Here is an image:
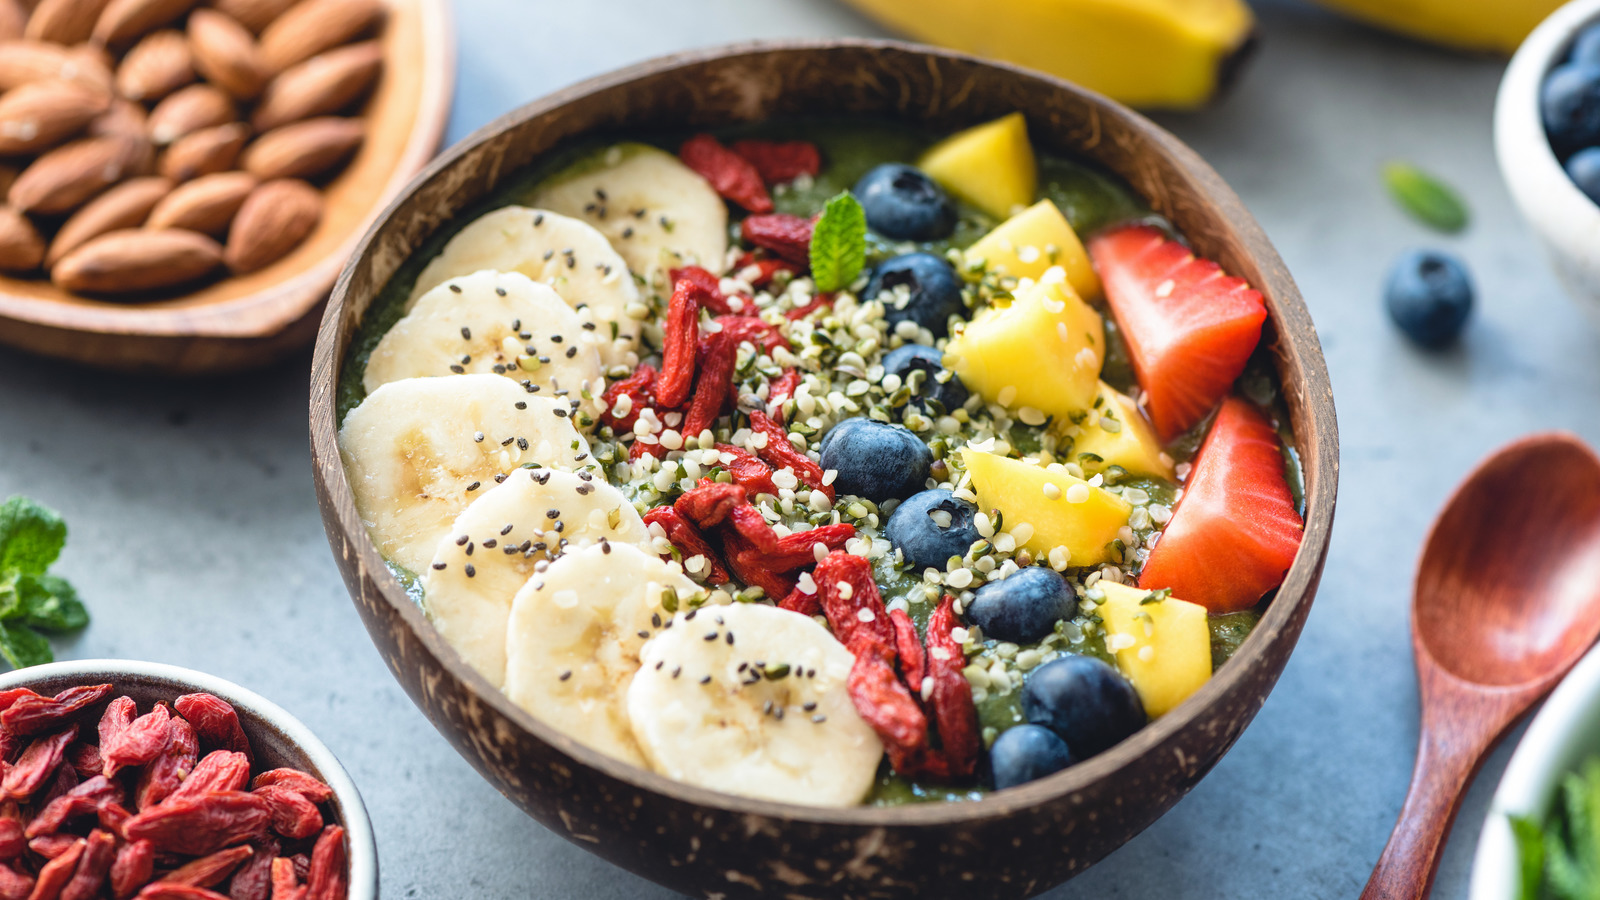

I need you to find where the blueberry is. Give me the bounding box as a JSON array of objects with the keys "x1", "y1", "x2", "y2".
[
  {"x1": 989, "y1": 724, "x2": 1077, "y2": 790},
  {"x1": 1568, "y1": 146, "x2": 1600, "y2": 205},
  {"x1": 1573, "y1": 22, "x2": 1600, "y2": 66},
  {"x1": 1384, "y1": 250, "x2": 1474, "y2": 348},
  {"x1": 1022, "y1": 655, "x2": 1145, "y2": 759},
  {"x1": 1542, "y1": 63, "x2": 1600, "y2": 154},
  {"x1": 882, "y1": 343, "x2": 968, "y2": 415},
  {"x1": 885, "y1": 489, "x2": 980, "y2": 570},
  {"x1": 965, "y1": 566, "x2": 1078, "y2": 644},
  {"x1": 853, "y1": 163, "x2": 956, "y2": 241},
  {"x1": 818, "y1": 418, "x2": 931, "y2": 503},
  {"x1": 865, "y1": 253, "x2": 965, "y2": 339}
]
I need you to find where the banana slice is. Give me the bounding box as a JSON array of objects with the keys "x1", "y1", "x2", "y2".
[
  {"x1": 364, "y1": 270, "x2": 606, "y2": 422},
  {"x1": 503, "y1": 542, "x2": 703, "y2": 767},
  {"x1": 424, "y1": 467, "x2": 647, "y2": 689},
  {"x1": 628, "y1": 603, "x2": 883, "y2": 807},
  {"x1": 408, "y1": 208, "x2": 641, "y2": 367},
  {"x1": 528, "y1": 143, "x2": 729, "y2": 282},
  {"x1": 338, "y1": 374, "x2": 594, "y2": 575}
]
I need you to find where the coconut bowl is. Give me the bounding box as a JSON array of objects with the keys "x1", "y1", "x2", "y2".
[{"x1": 309, "y1": 39, "x2": 1338, "y2": 899}]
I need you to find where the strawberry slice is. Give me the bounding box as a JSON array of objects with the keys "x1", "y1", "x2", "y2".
[
  {"x1": 1137, "y1": 396, "x2": 1302, "y2": 613},
  {"x1": 1088, "y1": 225, "x2": 1267, "y2": 440}
]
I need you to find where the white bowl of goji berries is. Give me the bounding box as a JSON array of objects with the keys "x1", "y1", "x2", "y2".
[{"x1": 0, "y1": 659, "x2": 375, "y2": 900}]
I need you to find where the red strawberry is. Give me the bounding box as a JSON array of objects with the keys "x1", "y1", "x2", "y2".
[
  {"x1": 1137, "y1": 396, "x2": 1302, "y2": 613},
  {"x1": 1088, "y1": 225, "x2": 1267, "y2": 440}
]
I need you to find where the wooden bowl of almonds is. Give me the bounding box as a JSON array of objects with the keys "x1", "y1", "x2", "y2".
[{"x1": 0, "y1": 0, "x2": 451, "y2": 373}]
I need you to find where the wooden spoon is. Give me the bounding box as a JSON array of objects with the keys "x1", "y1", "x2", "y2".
[{"x1": 1362, "y1": 433, "x2": 1600, "y2": 899}]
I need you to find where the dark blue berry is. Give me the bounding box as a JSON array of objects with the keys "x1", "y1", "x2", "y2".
[
  {"x1": 853, "y1": 163, "x2": 956, "y2": 241},
  {"x1": 865, "y1": 253, "x2": 965, "y2": 339},
  {"x1": 965, "y1": 566, "x2": 1078, "y2": 644},
  {"x1": 882, "y1": 343, "x2": 968, "y2": 415},
  {"x1": 1567, "y1": 146, "x2": 1600, "y2": 205},
  {"x1": 1542, "y1": 63, "x2": 1600, "y2": 154},
  {"x1": 1384, "y1": 250, "x2": 1474, "y2": 349},
  {"x1": 1022, "y1": 655, "x2": 1145, "y2": 759},
  {"x1": 818, "y1": 418, "x2": 931, "y2": 503},
  {"x1": 885, "y1": 489, "x2": 979, "y2": 570},
  {"x1": 1572, "y1": 22, "x2": 1600, "y2": 66},
  {"x1": 989, "y1": 724, "x2": 1077, "y2": 790}
]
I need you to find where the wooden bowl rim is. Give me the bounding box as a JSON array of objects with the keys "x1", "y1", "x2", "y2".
[{"x1": 311, "y1": 37, "x2": 1340, "y2": 828}]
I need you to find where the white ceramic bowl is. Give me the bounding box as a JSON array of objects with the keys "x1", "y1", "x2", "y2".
[
  {"x1": 1470, "y1": 645, "x2": 1600, "y2": 898},
  {"x1": 1495, "y1": 0, "x2": 1600, "y2": 323},
  {"x1": 0, "y1": 660, "x2": 378, "y2": 898}
]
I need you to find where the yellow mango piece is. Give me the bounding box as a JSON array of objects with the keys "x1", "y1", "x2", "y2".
[
  {"x1": 945, "y1": 279, "x2": 1104, "y2": 420},
  {"x1": 965, "y1": 200, "x2": 1101, "y2": 300},
  {"x1": 962, "y1": 448, "x2": 1130, "y2": 567},
  {"x1": 1070, "y1": 382, "x2": 1174, "y2": 481},
  {"x1": 1095, "y1": 581, "x2": 1211, "y2": 717},
  {"x1": 918, "y1": 113, "x2": 1037, "y2": 220}
]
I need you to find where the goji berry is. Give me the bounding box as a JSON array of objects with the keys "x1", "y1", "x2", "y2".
[
  {"x1": 27, "y1": 775, "x2": 121, "y2": 838},
  {"x1": 66, "y1": 742, "x2": 101, "y2": 779},
  {"x1": 733, "y1": 252, "x2": 795, "y2": 290},
  {"x1": 714, "y1": 316, "x2": 786, "y2": 354},
  {"x1": 304, "y1": 826, "x2": 345, "y2": 900},
  {"x1": 655, "y1": 276, "x2": 707, "y2": 409},
  {"x1": 248, "y1": 771, "x2": 332, "y2": 806},
  {"x1": 30, "y1": 838, "x2": 84, "y2": 900},
  {"x1": 726, "y1": 523, "x2": 856, "y2": 573},
  {"x1": 1, "y1": 727, "x2": 74, "y2": 802},
  {"x1": 926, "y1": 595, "x2": 979, "y2": 780},
  {"x1": 109, "y1": 840, "x2": 153, "y2": 900},
  {"x1": 123, "y1": 791, "x2": 270, "y2": 856},
  {"x1": 96, "y1": 697, "x2": 134, "y2": 755},
  {"x1": 2, "y1": 685, "x2": 110, "y2": 737},
  {"x1": 680, "y1": 330, "x2": 735, "y2": 440},
  {"x1": 251, "y1": 786, "x2": 321, "y2": 841},
  {"x1": 172, "y1": 695, "x2": 252, "y2": 764},
  {"x1": 165, "y1": 845, "x2": 254, "y2": 889},
  {"x1": 268, "y1": 858, "x2": 303, "y2": 900},
  {"x1": 168, "y1": 751, "x2": 251, "y2": 806},
  {"x1": 709, "y1": 445, "x2": 777, "y2": 496},
  {"x1": 718, "y1": 530, "x2": 798, "y2": 600},
  {"x1": 767, "y1": 369, "x2": 801, "y2": 418},
  {"x1": 848, "y1": 640, "x2": 930, "y2": 775},
  {"x1": 39, "y1": 757, "x2": 77, "y2": 806},
  {"x1": 60, "y1": 828, "x2": 116, "y2": 900},
  {"x1": 747, "y1": 410, "x2": 832, "y2": 500},
  {"x1": 289, "y1": 856, "x2": 309, "y2": 884},
  {"x1": 783, "y1": 293, "x2": 833, "y2": 321},
  {"x1": 97, "y1": 801, "x2": 131, "y2": 838},
  {"x1": 730, "y1": 139, "x2": 822, "y2": 184},
  {"x1": 641, "y1": 507, "x2": 729, "y2": 585},
  {"x1": 0, "y1": 690, "x2": 39, "y2": 714},
  {"x1": 27, "y1": 833, "x2": 77, "y2": 858},
  {"x1": 679, "y1": 134, "x2": 772, "y2": 213},
  {"x1": 890, "y1": 609, "x2": 926, "y2": 700},
  {"x1": 0, "y1": 863, "x2": 30, "y2": 900},
  {"x1": 137, "y1": 885, "x2": 231, "y2": 900},
  {"x1": 668, "y1": 266, "x2": 736, "y2": 316},
  {"x1": 740, "y1": 214, "x2": 812, "y2": 266},
  {"x1": 598, "y1": 363, "x2": 656, "y2": 432},
  {"x1": 673, "y1": 482, "x2": 746, "y2": 529},
  {"x1": 0, "y1": 821, "x2": 19, "y2": 859},
  {"x1": 779, "y1": 583, "x2": 821, "y2": 617},
  {"x1": 224, "y1": 838, "x2": 277, "y2": 900},
  {"x1": 103, "y1": 703, "x2": 171, "y2": 778},
  {"x1": 627, "y1": 438, "x2": 662, "y2": 462},
  {"x1": 135, "y1": 718, "x2": 196, "y2": 810},
  {"x1": 814, "y1": 552, "x2": 893, "y2": 649}
]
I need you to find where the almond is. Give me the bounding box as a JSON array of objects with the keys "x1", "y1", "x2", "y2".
[
  {"x1": 240, "y1": 115, "x2": 359, "y2": 180},
  {"x1": 209, "y1": 0, "x2": 295, "y2": 33},
  {"x1": 52, "y1": 227, "x2": 222, "y2": 293},
  {"x1": 46, "y1": 174, "x2": 170, "y2": 266},
  {"x1": 251, "y1": 39, "x2": 379, "y2": 131},
  {"x1": 0, "y1": 41, "x2": 114, "y2": 92},
  {"x1": 9, "y1": 135, "x2": 143, "y2": 214},
  {"x1": 158, "y1": 120, "x2": 246, "y2": 181},
  {"x1": 93, "y1": 0, "x2": 199, "y2": 48},
  {"x1": 24, "y1": 0, "x2": 115, "y2": 44},
  {"x1": 187, "y1": 8, "x2": 265, "y2": 100},
  {"x1": 0, "y1": 79, "x2": 109, "y2": 155},
  {"x1": 0, "y1": 164, "x2": 21, "y2": 197},
  {"x1": 0, "y1": 0, "x2": 25, "y2": 42},
  {"x1": 146, "y1": 168, "x2": 251, "y2": 234},
  {"x1": 89, "y1": 97, "x2": 147, "y2": 140},
  {"x1": 147, "y1": 82, "x2": 233, "y2": 145},
  {"x1": 115, "y1": 29, "x2": 193, "y2": 101},
  {"x1": 224, "y1": 176, "x2": 317, "y2": 272},
  {"x1": 0, "y1": 204, "x2": 43, "y2": 272},
  {"x1": 258, "y1": 0, "x2": 382, "y2": 73}
]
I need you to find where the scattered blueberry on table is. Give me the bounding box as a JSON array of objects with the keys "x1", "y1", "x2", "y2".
[{"x1": 1384, "y1": 249, "x2": 1474, "y2": 348}]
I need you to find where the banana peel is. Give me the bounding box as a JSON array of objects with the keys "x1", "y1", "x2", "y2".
[
  {"x1": 839, "y1": 0, "x2": 1257, "y2": 110},
  {"x1": 1309, "y1": 0, "x2": 1565, "y2": 54}
]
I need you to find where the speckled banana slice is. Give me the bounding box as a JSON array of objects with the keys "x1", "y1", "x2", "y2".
[
  {"x1": 528, "y1": 142, "x2": 729, "y2": 283},
  {"x1": 627, "y1": 603, "x2": 882, "y2": 807},
  {"x1": 364, "y1": 270, "x2": 605, "y2": 423},
  {"x1": 503, "y1": 542, "x2": 702, "y2": 767},
  {"x1": 338, "y1": 374, "x2": 594, "y2": 576},
  {"x1": 408, "y1": 208, "x2": 641, "y2": 367},
  {"x1": 423, "y1": 467, "x2": 647, "y2": 689}
]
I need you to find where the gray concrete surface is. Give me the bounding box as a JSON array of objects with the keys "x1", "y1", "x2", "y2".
[{"x1": 0, "y1": 0, "x2": 1586, "y2": 896}]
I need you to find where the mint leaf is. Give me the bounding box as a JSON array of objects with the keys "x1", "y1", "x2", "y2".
[
  {"x1": 1383, "y1": 162, "x2": 1469, "y2": 233},
  {"x1": 0, "y1": 621, "x2": 50, "y2": 669},
  {"x1": 1510, "y1": 815, "x2": 1546, "y2": 900},
  {"x1": 0, "y1": 496, "x2": 66, "y2": 576},
  {"x1": 809, "y1": 191, "x2": 866, "y2": 294},
  {"x1": 17, "y1": 575, "x2": 86, "y2": 633}
]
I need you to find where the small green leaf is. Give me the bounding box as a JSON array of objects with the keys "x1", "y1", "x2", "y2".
[
  {"x1": 17, "y1": 575, "x2": 86, "y2": 633},
  {"x1": 809, "y1": 191, "x2": 866, "y2": 294},
  {"x1": 1510, "y1": 814, "x2": 1546, "y2": 900},
  {"x1": 0, "y1": 497, "x2": 65, "y2": 577},
  {"x1": 0, "y1": 621, "x2": 51, "y2": 670},
  {"x1": 1383, "y1": 162, "x2": 1469, "y2": 233}
]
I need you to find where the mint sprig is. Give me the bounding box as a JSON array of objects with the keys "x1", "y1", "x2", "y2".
[
  {"x1": 1382, "y1": 161, "x2": 1469, "y2": 233},
  {"x1": 0, "y1": 497, "x2": 87, "y2": 669},
  {"x1": 1513, "y1": 757, "x2": 1600, "y2": 900},
  {"x1": 809, "y1": 191, "x2": 866, "y2": 294}
]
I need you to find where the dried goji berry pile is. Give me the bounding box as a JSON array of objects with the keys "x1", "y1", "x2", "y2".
[{"x1": 0, "y1": 684, "x2": 348, "y2": 900}]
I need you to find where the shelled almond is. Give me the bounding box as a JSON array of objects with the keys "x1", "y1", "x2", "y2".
[{"x1": 0, "y1": 0, "x2": 385, "y2": 296}]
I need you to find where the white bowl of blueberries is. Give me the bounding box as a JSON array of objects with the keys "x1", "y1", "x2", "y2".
[{"x1": 1497, "y1": 0, "x2": 1600, "y2": 321}]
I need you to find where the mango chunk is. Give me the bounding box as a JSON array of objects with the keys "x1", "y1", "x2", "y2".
[
  {"x1": 1070, "y1": 382, "x2": 1175, "y2": 481},
  {"x1": 966, "y1": 199, "x2": 1101, "y2": 300},
  {"x1": 962, "y1": 448, "x2": 1131, "y2": 567},
  {"x1": 1095, "y1": 581, "x2": 1211, "y2": 717},
  {"x1": 945, "y1": 278, "x2": 1104, "y2": 420},
  {"x1": 918, "y1": 112, "x2": 1037, "y2": 220}
]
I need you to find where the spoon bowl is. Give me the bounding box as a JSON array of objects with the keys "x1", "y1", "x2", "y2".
[{"x1": 1364, "y1": 432, "x2": 1600, "y2": 899}]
